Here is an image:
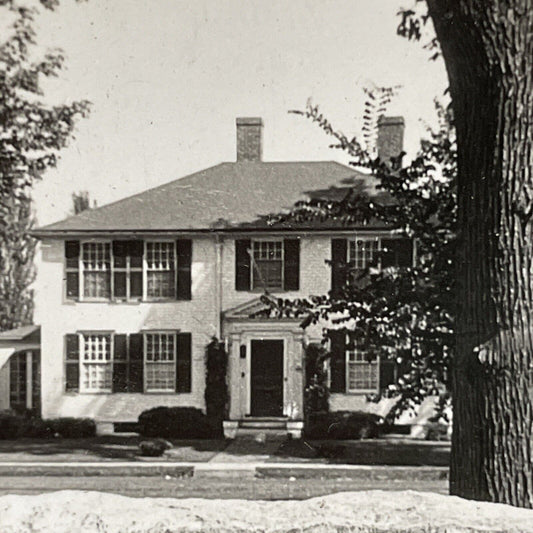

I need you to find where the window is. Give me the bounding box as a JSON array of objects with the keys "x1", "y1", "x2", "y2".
[
  {"x1": 145, "y1": 332, "x2": 176, "y2": 392},
  {"x1": 348, "y1": 238, "x2": 381, "y2": 271},
  {"x1": 81, "y1": 333, "x2": 112, "y2": 392},
  {"x1": 65, "y1": 239, "x2": 192, "y2": 302},
  {"x1": 252, "y1": 240, "x2": 283, "y2": 290},
  {"x1": 9, "y1": 352, "x2": 27, "y2": 410},
  {"x1": 82, "y1": 242, "x2": 111, "y2": 298},
  {"x1": 146, "y1": 242, "x2": 176, "y2": 298},
  {"x1": 346, "y1": 339, "x2": 379, "y2": 392}
]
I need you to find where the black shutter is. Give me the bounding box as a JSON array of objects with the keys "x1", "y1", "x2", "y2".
[
  {"x1": 65, "y1": 241, "x2": 80, "y2": 299},
  {"x1": 381, "y1": 238, "x2": 413, "y2": 268},
  {"x1": 65, "y1": 334, "x2": 79, "y2": 392},
  {"x1": 235, "y1": 239, "x2": 251, "y2": 291},
  {"x1": 128, "y1": 241, "x2": 144, "y2": 268},
  {"x1": 176, "y1": 332, "x2": 192, "y2": 393},
  {"x1": 112, "y1": 241, "x2": 128, "y2": 299},
  {"x1": 128, "y1": 333, "x2": 144, "y2": 392},
  {"x1": 379, "y1": 356, "x2": 396, "y2": 391},
  {"x1": 176, "y1": 239, "x2": 192, "y2": 300},
  {"x1": 283, "y1": 239, "x2": 300, "y2": 291},
  {"x1": 329, "y1": 330, "x2": 346, "y2": 393},
  {"x1": 331, "y1": 238, "x2": 347, "y2": 296},
  {"x1": 112, "y1": 334, "x2": 128, "y2": 392}
]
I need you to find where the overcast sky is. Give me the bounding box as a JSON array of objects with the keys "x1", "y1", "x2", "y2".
[{"x1": 32, "y1": 0, "x2": 448, "y2": 226}]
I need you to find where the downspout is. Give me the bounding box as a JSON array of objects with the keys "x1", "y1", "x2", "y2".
[{"x1": 214, "y1": 234, "x2": 223, "y2": 339}]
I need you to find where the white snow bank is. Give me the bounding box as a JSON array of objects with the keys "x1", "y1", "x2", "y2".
[{"x1": 1, "y1": 490, "x2": 533, "y2": 532}]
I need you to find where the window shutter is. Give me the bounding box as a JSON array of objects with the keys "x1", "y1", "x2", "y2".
[
  {"x1": 331, "y1": 238, "x2": 347, "y2": 296},
  {"x1": 65, "y1": 241, "x2": 80, "y2": 299},
  {"x1": 176, "y1": 332, "x2": 192, "y2": 393},
  {"x1": 176, "y1": 239, "x2": 192, "y2": 300},
  {"x1": 112, "y1": 241, "x2": 127, "y2": 299},
  {"x1": 379, "y1": 356, "x2": 396, "y2": 391},
  {"x1": 381, "y1": 238, "x2": 413, "y2": 268},
  {"x1": 329, "y1": 330, "x2": 346, "y2": 393},
  {"x1": 128, "y1": 333, "x2": 144, "y2": 392},
  {"x1": 128, "y1": 241, "x2": 144, "y2": 268},
  {"x1": 112, "y1": 334, "x2": 128, "y2": 392},
  {"x1": 235, "y1": 239, "x2": 251, "y2": 291},
  {"x1": 65, "y1": 334, "x2": 79, "y2": 392},
  {"x1": 283, "y1": 239, "x2": 300, "y2": 291}
]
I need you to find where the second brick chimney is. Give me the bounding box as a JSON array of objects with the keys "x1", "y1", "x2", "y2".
[
  {"x1": 236, "y1": 117, "x2": 263, "y2": 162},
  {"x1": 377, "y1": 116, "x2": 405, "y2": 166}
]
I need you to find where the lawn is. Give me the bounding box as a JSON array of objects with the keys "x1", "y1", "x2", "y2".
[
  {"x1": 0, "y1": 435, "x2": 450, "y2": 466},
  {"x1": 0, "y1": 435, "x2": 227, "y2": 463}
]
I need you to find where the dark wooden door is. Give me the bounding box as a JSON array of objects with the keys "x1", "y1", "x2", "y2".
[{"x1": 250, "y1": 339, "x2": 283, "y2": 416}]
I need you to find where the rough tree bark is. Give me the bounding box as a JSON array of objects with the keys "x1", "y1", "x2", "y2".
[{"x1": 427, "y1": 0, "x2": 533, "y2": 506}]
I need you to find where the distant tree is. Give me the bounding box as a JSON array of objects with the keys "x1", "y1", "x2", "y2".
[
  {"x1": 0, "y1": 1, "x2": 90, "y2": 331},
  {"x1": 72, "y1": 191, "x2": 92, "y2": 214}
]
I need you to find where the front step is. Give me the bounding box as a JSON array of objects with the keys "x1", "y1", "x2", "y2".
[
  {"x1": 239, "y1": 418, "x2": 288, "y2": 430},
  {"x1": 223, "y1": 419, "x2": 303, "y2": 439}
]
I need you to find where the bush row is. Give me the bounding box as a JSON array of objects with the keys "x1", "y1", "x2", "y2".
[
  {"x1": 305, "y1": 411, "x2": 385, "y2": 440},
  {"x1": 137, "y1": 406, "x2": 220, "y2": 438},
  {"x1": 0, "y1": 411, "x2": 96, "y2": 439}
]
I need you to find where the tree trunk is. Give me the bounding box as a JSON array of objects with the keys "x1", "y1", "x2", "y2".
[{"x1": 427, "y1": 0, "x2": 533, "y2": 506}]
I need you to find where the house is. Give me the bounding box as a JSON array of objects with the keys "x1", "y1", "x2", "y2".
[{"x1": 9, "y1": 116, "x2": 413, "y2": 437}]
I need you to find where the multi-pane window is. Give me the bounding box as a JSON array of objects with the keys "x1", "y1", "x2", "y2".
[
  {"x1": 82, "y1": 242, "x2": 111, "y2": 298},
  {"x1": 145, "y1": 333, "x2": 176, "y2": 392},
  {"x1": 81, "y1": 333, "x2": 112, "y2": 392},
  {"x1": 9, "y1": 352, "x2": 27, "y2": 410},
  {"x1": 348, "y1": 238, "x2": 381, "y2": 271},
  {"x1": 252, "y1": 240, "x2": 283, "y2": 290},
  {"x1": 346, "y1": 340, "x2": 379, "y2": 392},
  {"x1": 146, "y1": 242, "x2": 176, "y2": 298}
]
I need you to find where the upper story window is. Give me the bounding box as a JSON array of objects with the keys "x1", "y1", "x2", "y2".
[
  {"x1": 64, "y1": 239, "x2": 192, "y2": 302},
  {"x1": 346, "y1": 340, "x2": 379, "y2": 393},
  {"x1": 146, "y1": 242, "x2": 176, "y2": 298},
  {"x1": 252, "y1": 240, "x2": 283, "y2": 290},
  {"x1": 82, "y1": 242, "x2": 111, "y2": 299},
  {"x1": 348, "y1": 238, "x2": 380, "y2": 271}
]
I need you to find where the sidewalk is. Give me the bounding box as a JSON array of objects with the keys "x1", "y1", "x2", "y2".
[{"x1": 0, "y1": 435, "x2": 450, "y2": 479}]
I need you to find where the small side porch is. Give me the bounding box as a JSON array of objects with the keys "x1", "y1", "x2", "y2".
[
  {"x1": 0, "y1": 325, "x2": 41, "y2": 414},
  {"x1": 222, "y1": 298, "x2": 306, "y2": 439}
]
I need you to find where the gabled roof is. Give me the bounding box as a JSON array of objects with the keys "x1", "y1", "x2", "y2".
[{"x1": 35, "y1": 161, "x2": 389, "y2": 234}]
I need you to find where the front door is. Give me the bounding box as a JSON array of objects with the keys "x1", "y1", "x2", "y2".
[{"x1": 250, "y1": 339, "x2": 283, "y2": 417}]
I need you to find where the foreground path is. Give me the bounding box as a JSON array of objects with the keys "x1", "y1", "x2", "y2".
[{"x1": 1, "y1": 489, "x2": 532, "y2": 532}]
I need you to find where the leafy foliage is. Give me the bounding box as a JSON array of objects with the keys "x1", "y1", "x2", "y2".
[
  {"x1": 304, "y1": 342, "x2": 330, "y2": 419},
  {"x1": 0, "y1": 1, "x2": 89, "y2": 331},
  {"x1": 204, "y1": 338, "x2": 228, "y2": 435},
  {"x1": 269, "y1": 95, "x2": 456, "y2": 417}
]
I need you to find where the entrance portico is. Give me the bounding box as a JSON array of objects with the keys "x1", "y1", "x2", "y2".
[{"x1": 222, "y1": 298, "x2": 305, "y2": 438}]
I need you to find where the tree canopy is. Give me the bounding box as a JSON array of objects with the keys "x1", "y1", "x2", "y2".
[{"x1": 0, "y1": 0, "x2": 89, "y2": 330}]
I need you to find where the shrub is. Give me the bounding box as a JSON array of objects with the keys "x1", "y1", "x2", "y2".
[
  {"x1": 305, "y1": 410, "x2": 384, "y2": 440},
  {"x1": 46, "y1": 418, "x2": 96, "y2": 438},
  {"x1": 138, "y1": 406, "x2": 219, "y2": 439},
  {"x1": 204, "y1": 339, "x2": 228, "y2": 436},
  {"x1": 0, "y1": 411, "x2": 95, "y2": 439},
  {"x1": 425, "y1": 422, "x2": 450, "y2": 441},
  {"x1": 138, "y1": 438, "x2": 173, "y2": 457}
]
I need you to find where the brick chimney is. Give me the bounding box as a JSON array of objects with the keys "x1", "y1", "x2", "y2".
[
  {"x1": 377, "y1": 116, "x2": 405, "y2": 167},
  {"x1": 236, "y1": 117, "x2": 263, "y2": 162}
]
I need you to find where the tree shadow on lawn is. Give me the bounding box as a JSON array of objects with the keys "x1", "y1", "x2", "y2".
[
  {"x1": 273, "y1": 438, "x2": 450, "y2": 466},
  {"x1": 0, "y1": 436, "x2": 229, "y2": 462}
]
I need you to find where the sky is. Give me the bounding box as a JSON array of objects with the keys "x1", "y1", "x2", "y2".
[{"x1": 30, "y1": 0, "x2": 448, "y2": 226}]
